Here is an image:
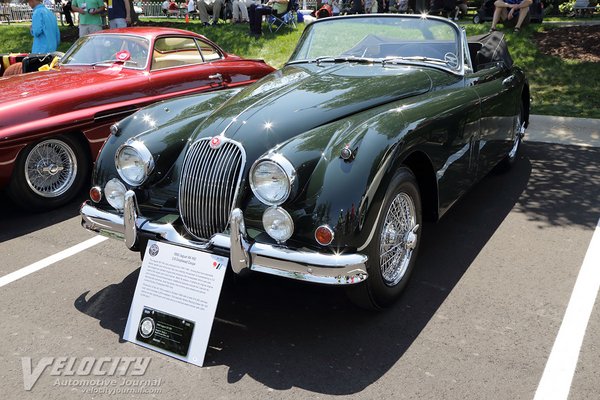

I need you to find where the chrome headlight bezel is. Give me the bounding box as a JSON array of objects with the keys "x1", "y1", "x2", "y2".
[
  {"x1": 262, "y1": 206, "x2": 294, "y2": 243},
  {"x1": 104, "y1": 178, "x2": 127, "y2": 211},
  {"x1": 249, "y1": 153, "x2": 297, "y2": 206},
  {"x1": 115, "y1": 140, "x2": 154, "y2": 187}
]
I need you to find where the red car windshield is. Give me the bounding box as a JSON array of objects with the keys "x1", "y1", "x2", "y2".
[{"x1": 61, "y1": 34, "x2": 150, "y2": 70}]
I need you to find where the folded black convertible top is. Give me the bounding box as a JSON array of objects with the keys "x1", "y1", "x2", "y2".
[{"x1": 468, "y1": 31, "x2": 514, "y2": 69}]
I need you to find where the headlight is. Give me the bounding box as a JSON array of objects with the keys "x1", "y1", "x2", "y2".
[
  {"x1": 250, "y1": 154, "x2": 296, "y2": 205},
  {"x1": 105, "y1": 178, "x2": 127, "y2": 210},
  {"x1": 115, "y1": 140, "x2": 154, "y2": 186},
  {"x1": 263, "y1": 207, "x2": 294, "y2": 243}
]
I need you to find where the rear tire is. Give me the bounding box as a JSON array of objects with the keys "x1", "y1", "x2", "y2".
[
  {"x1": 498, "y1": 102, "x2": 525, "y2": 172},
  {"x1": 346, "y1": 168, "x2": 422, "y2": 310},
  {"x1": 8, "y1": 135, "x2": 90, "y2": 211}
]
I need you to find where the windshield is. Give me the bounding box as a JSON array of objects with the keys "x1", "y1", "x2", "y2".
[
  {"x1": 61, "y1": 34, "x2": 150, "y2": 69},
  {"x1": 288, "y1": 15, "x2": 461, "y2": 72}
]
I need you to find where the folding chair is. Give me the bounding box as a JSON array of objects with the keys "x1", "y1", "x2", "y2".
[
  {"x1": 267, "y1": 0, "x2": 298, "y2": 33},
  {"x1": 573, "y1": 0, "x2": 596, "y2": 17}
]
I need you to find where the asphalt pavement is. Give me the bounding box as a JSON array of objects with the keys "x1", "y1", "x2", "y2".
[{"x1": 0, "y1": 114, "x2": 599, "y2": 400}]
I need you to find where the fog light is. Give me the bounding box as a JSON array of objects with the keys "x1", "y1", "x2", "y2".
[
  {"x1": 89, "y1": 186, "x2": 102, "y2": 203},
  {"x1": 105, "y1": 178, "x2": 127, "y2": 210},
  {"x1": 262, "y1": 207, "x2": 293, "y2": 243},
  {"x1": 315, "y1": 225, "x2": 334, "y2": 246}
]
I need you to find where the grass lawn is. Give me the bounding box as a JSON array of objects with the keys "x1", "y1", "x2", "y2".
[{"x1": 0, "y1": 18, "x2": 598, "y2": 119}]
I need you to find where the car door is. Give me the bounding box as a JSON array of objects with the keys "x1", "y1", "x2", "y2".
[
  {"x1": 196, "y1": 39, "x2": 266, "y2": 88},
  {"x1": 148, "y1": 36, "x2": 223, "y2": 98},
  {"x1": 469, "y1": 62, "x2": 520, "y2": 180}
]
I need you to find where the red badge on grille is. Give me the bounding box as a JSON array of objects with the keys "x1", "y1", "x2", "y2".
[{"x1": 210, "y1": 136, "x2": 222, "y2": 149}]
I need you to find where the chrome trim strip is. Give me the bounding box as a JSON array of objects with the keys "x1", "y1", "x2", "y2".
[
  {"x1": 80, "y1": 202, "x2": 369, "y2": 285},
  {"x1": 179, "y1": 137, "x2": 246, "y2": 240}
]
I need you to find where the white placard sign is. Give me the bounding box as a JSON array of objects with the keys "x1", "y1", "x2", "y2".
[{"x1": 123, "y1": 240, "x2": 227, "y2": 366}]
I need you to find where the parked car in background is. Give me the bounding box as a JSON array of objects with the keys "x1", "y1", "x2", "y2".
[
  {"x1": 81, "y1": 15, "x2": 529, "y2": 309},
  {"x1": 0, "y1": 27, "x2": 274, "y2": 210}
]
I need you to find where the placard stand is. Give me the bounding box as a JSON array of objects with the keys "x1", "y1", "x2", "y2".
[{"x1": 123, "y1": 240, "x2": 227, "y2": 366}]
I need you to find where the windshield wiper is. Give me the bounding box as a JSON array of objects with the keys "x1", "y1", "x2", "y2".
[
  {"x1": 313, "y1": 56, "x2": 380, "y2": 65},
  {"x1": 383, "y1": 56, "x2": 448, "y2": 66},
  {"x1": 90, "y1": 59, "x2": 138, "y2": 67}
]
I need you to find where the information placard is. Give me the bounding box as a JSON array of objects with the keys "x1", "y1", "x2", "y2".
[{"x1": 123, "y1": 240, "x2": 227, "y2": 366}]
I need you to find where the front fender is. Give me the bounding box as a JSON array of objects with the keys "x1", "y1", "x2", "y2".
[
  {"x1": 92, "y1": 88, "x2": 242, "y2": 189},
  {"x1": 251, "y1": 103, "x2": 414, "y2": 251}
]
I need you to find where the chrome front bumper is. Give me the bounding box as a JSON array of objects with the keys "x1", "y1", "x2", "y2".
[{"x1": 80, "y1": 191, "x2": 368, "y2": 285}]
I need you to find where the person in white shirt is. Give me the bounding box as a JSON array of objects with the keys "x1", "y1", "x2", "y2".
[
  {"x1": 187, "y1": 0, "x2": 198, "y2": 18},
  {"x1": 161, "y1": 0, "x2": 170, "y2": 15}
]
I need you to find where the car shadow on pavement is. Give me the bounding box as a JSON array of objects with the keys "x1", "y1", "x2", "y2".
[
  {"x1": 514, "y1": 142, "x2": 600, "y2": 229},
  {"x1": 0, "y1": 191, "x2": 87, "y2": 243},
  {"x1": 73, "y1": 151, "x2": 533, "y2": 395}
]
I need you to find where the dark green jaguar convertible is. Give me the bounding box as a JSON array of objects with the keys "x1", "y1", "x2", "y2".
[{"x1": 81, "y1": 15, "x2": 529, "y2": 309}]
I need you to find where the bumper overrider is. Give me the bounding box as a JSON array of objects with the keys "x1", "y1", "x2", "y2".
[{"x1": 80, "y1": 190, "x2": 369, "y2": 285}]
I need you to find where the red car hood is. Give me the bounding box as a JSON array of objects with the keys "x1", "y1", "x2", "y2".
[{"x1": 0, "y1": 66, "x2": 149, "y2": 130}]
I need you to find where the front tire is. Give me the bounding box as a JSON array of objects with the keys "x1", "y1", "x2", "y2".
[
  {"x1": 8, "y1": 135, "x2": 90, "y2": 211},
  {"x1": 346, "y1": 168, "x2": 422, "y2": 310}
]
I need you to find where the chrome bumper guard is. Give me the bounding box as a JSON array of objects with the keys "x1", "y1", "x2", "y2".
[{"x1": 80, "y1": 191, "x2": 368, "y2": 285}]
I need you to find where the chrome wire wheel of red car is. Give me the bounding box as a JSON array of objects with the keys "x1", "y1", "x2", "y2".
[
  {"x1": 347, "y1": 168, "x2": 422, "y2": 310},
  {"x1": 8, "y1": 135, "x2": 90, "y2": 210},
  {"x1": 25, "y1": 139, "x2": 78, "y2": 198}
]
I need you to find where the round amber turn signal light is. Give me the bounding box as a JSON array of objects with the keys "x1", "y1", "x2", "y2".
[
  {"x1": 90, "y1": 186, "x2": 102, "y2": 203},
  {"x1": 315, "y1": 225, "x2": 334, "y2": 246}
]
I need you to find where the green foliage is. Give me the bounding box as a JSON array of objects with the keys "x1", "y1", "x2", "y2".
[
  {"x1": 1, "y1": 20, "x2": 598, "y2": 118},
  {"x1": 559, "y1": 0, "x2": 575, "y2": 14},
  {"x1": 472, "y1": 24, "x2": 600, "y2": 119}
]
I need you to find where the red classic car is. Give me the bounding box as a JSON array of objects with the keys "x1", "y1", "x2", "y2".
[{"x1": 0, "y1": 27, "x2": 275, "y2": 210}]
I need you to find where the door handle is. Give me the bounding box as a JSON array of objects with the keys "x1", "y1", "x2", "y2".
[
  {"x1": 209, "y1": 73, "x2": 223, "y2": 81},
  {"x1": 502, "y1": 75, "x2": 515, "y2": 86}
]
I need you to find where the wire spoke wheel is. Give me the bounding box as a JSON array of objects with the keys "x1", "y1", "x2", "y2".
[
  {"x1": 379, "y1": 192, "x2": 418, "y2": 286},
  {"x1": 24, "y1": 139, "x2": 78, "y2": 198},
  {"x1": 346, "y1": 168, "x2": 422, "y2": 309}
]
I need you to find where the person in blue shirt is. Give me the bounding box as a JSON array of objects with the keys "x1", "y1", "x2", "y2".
[{"x1": 28, "y1": 0, "x2": 61, "y2": 53}]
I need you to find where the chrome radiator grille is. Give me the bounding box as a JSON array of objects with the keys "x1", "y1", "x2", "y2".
[{"x1": 179, "y1": 138, "x2": 245, "y2": 240}]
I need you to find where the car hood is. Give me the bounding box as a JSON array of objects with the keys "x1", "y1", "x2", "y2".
[
  {"x1": 187, "y1": 63, "x2": 433, "y2": 161},
  {"x1": 0, "y1": 67, "x2": 146, "y2": 129}
]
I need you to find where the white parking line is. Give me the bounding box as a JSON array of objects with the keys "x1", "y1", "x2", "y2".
[
  {"x1": 534, "y1": 218, "x2": 600, "y2": 400},
  {"x1": 0, "y1": 236, "x2": 107, "y2": 288}
]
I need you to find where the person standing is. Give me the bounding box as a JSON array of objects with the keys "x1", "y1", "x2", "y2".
[
  {"x1": 108, "y1": 0, "x2": 131, "y2": 28},
  {"x1": 28, "y1": 0, "x2": 61, "y2": 53},
  {"x1": 72, "y1": 0, "x2": 105, "y2": 37},
  {"x1": 62, "y1": 0, "x2": 75, "y2": 26}
]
